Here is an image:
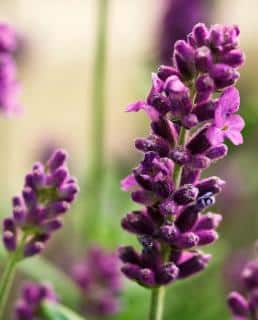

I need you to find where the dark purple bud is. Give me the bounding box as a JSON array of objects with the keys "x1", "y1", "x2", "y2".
[
  {"x1": 219, "y1": 49, "x2": 245, "y2": 68},
  {"x1": 170, "y1": 147, "x2": 190, "y2": 165},
  {"x1": 210, "y1": 63, "x2": 239, "y2": 89},
  {"x1": 169, "y1": 250, "x2": 182, "y2": 264},
  {"x1": 205, "y1": 144, "x2": 228, "y2": 161},
  {"x1": 157, "y1": 65, "x2": 180, "y2": 81},
  {"x1": 121, "y1": 211, "x2": 155, "y2": 235},
  {"x1": 174, "y1": 41, "x2": 195, "y2": 80},
  {"x1": 195, "y1": 75, "x2": 215, "y2": 104},
  {"x1": 189, "y1": 155, "x2": 211, "y2": 170},
  {"x1": 59, "y1": 183, "x2": 79, "y2": 202},
  {"x1": 22, "y1": 187, "x2": 37, "y2": 208},
  {"x1": 181, "y1": 114, "x2": 198, "y2": 129},
  {"x1": 151, "y1": 118, "x2": 178, "y2": 146},
  {"x1": 15, "y1": 300, "x2": 33, "y2": 319},
  {"x1": 118, "y1": 246, "x2": 141, "y2": 265},
  {"x1": 178, "y1": 253, "x2": 211, "y2": 278},
  {"x1": 24, "y1": 241, "x2": 45, "y2": 257},
  {"x1": 193, "y1": 99, "x2": 218, "y2": 122},
  {"x1": 196, "y1": 176, "x2": 225, "y2": 196},
  {"x1": 242, "y1": 261, "x2": 258, "y2": 290},
  {"x1": 47, "y1": 149, "x2": 67, "y2": 172},
  {"x1": 42, "y1": 219, "x2": 63, "y2": 232},
  {"x1": 131, "y1": 190, "x2": 156, "y2": 206},
  {"x1": 194, "y1": 212, "x2": 222, "y2": 231},
  {"x1": 49, "y1": 201, "x2": 70, "y2": 215},
  {"x1": 156, "y1": 262, "x2": 179, "y2": 285},
  {"x1": 195, "y1": 230, "x2": 218, "y2": 245},
  {"x1": 121, "y1": 263, "x2": 140, "y2": 281},
  {"x1": 31, "y1": 169, "x2": 45, "y2": 188},
  {"x1": 50, "y1": 167, "x2": 68, "y2": 187},
  {"x1": 249, "y1": 289, "x2": 258, "y2": 310},
  {"x1": 13, "y1": 206, "x2": 26, "y2": 223},
  {"x1": 164, "y1": 75, "x2": 189, "y2": 98},
  {"x1": 227, "y1": 292, "x2": 249, "y2": 317},
  {"x1": 138, "y1": 268, "x2": 155, "y2": 287},
  {"x1": 195, "y1": 46, "x2": 213, "y2": 72},
  {"x1": 3, "y1": 217, "x2": 16, "y2": 232},
  {"x1": 175, "y1": 205, "x2": 199, "y2": 232},
  {"x1": 3, "y1": 230, "x2": 16, "y2": 251},
  {"x1": 12, "y1": 196, "x2": 23, "y2": 207},
  {"x1": 181, "y1": 168, "x2": 201, "y2": 185},
  {"x1": 159, "y1": 223, "x2": 179, "y2": 243},
  {"x1": 150, "y1": 94, "x2": 171, "y2": 115},
  {"x1": 174, "y1": 232, "x2": 199, "y2": 249},
  {"x1": 173, "y1": 184, "x2": 199, "y2": 205},
  {"x1": 135, "y1": 135, "x2": 170, "y2": 157},
  {"x1": 192, "y1": 23, "x2": 209, "y2": 46},
  {"x1": 158, "y1": 199, "x2": 177, "y2": 217},
  {"x1": 187, "y1": 126, "x2": 212, "y2": 155}
]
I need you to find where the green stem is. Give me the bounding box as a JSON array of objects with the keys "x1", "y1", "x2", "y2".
[
  {"x1": 0, "y1": 235, "x2": 26, "y2": 319},
  {"x1": 83, "y1": 0, "x2": 110, "y2": 238},
  {"x1": 148, "y1": 127, "x2": 188, "y2": 320}
]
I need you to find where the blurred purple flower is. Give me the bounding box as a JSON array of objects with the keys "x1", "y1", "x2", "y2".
[
  {"x1": 0, "y1": 22, "x2": 22, "y2": 115},
  {"x1": 158, "y1": 0, "x2": 211, "y2": 64},
  {"x1": 71, "y1": 246, "x2": 122, "y2": 317},
  {"x1": 2, "y1": 149, "x2": 79, "y2": 257},
  {"x1": 15, "y1": 282, "x2": 57, "y2": 320}
]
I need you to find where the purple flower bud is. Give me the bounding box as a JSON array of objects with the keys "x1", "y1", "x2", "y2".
[
  {"x1": 42, "y1": 219, "x2": 63, "y2": 232},
  {"x1": 174, "y1": 232, "x2": 199, "y2": 249},
  {"x1": 192, "y1": 23, "x2": 209, "y2": 46},
  {"x1": 196, "y1": 176, "x2": 225, "y2": 196},
  {"x1": 181, "y1": 167, "x2": 201, "y2": 185},
  {"x1": 3, "y1": 230, "x2": 16, "y2": 251},
  {"x1": 164, "y1": 75, "x2": 189, "y2": 98},
  {"x1": 157, "y1": 65, "x2": 180, "y2": 81},
  {"x1": 249, "y1": 289, "x2": 258, "y2": 310},
  {"x1": 22, "y1": 187, "x2": 37, "y2": 208},
  {"x1": 205, "y1": 144, "x2": 228, "y2": 161},
  {"x1": 118, "y1": 246, "x2": 141, "y2": 265},
  {"x1": 48, "y1": 201, "x2": 70, "y2": 215},
  {"x1": 50, "y1": 167, "x2": 68, "y2": 187},
  {"x1": 178, "y1": 253, "x2": 211, "y2": 278},
  {"x1": 227, "y1": 292, "x2": 249, "y2": 317},
  {"x1": 47, "y1": 149, "x2": 67, "y2": 172},
  {"x1": 138, "y1": 268, "x2": 156, "y2": 287},
  {"x1": 195, "y1": 75, "x2": 215, "y2": 104},
  {"x1": 195, "y1": 46, "x2": 213, "y2": 72},
  {"x1": 131, "y1": 190, "x2": 155, "y2": 206},
  {"x1": 187, "y1": 126, "x2": 212, "y2": 155},
  {"x1": 159, "y1": 223, "x2": 179, "y2": 243},
  {"x1": 181, "y1": 113, "x2": 198, "y2": 129},
  {"x1": 193, "y1": 99, "x2": 218, "y2": 122},
  {"x1": 12, "y1": 196, "x2": 23, "y2": 206},
  {"x1": 121, "y1": 211, "x2": 155, "y2": 235},
  {"x1": 3, "y1": 217, "x2": 16, "y2": 232},
  {"x1": 174, "y1": 41, "x2": 195, "y2": 80},
  {"x1": 135, "y1": 135, "x2": 170, "y2": 157},
  {"x1": 151, "y1": 118, "x2": 178, "y2": 146},
  {"x1": 219, "y1": 49, "x2": 245, "y2": 68},
  {"x1": 242, "y1": 261, "x2": 258, "y2": 290},
  {"x1": 194, "y1": 212, "x2": 222, "y2": 231},
  {"x1": 13, "y1": 206, "x2": 26, "y2": 223},
  {"x1": 24, "y1": 241, "x2": 45, "y2": 257},
  {"x1": 158, "y1": 199, "x2": 177, "y2": 217},
  {"x1": 175, "y1": 205, "x2": 199, "y2": 232},
  {"x1": 156, "y1": 262, "x2": 179, "y2": 285},
  {"x1": 189, "y1": 155, "x2": 211, "y2": 170},
  {"x1": 170, "y1": 147, "x2": 190, "y2": 165},
  {"x1": 59, "y1": 183, "x2": 79, "y2": 202},
  {"x1": 121, "y1": 263, "x2": 141, "y2": 281},
  {"x1": 173, "y1": 184, "x2": 199, "y2": 205},
  {"x1": 210, "y1": 63, "x2": 239, "y2": 89},
  {"x1": 15, "y1": 300, "x2": 33, "y2": 320},
  {"x1": 195, "y1": 230, "x2": 218, "y2": 245}
]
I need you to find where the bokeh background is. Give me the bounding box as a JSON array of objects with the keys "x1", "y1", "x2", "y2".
[{"x1": 1, "y1": 0, "x2": 258, "y2": 319}]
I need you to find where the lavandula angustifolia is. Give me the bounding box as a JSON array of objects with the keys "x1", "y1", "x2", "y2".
[
  {"x1": 159, "y1": 0, "x2": 212, "y2": 64},
  {"x1": 0, "y1": 23, "x2": 21, "y2": 115},
  {"x1": 72, "y1": 246, "x2": 122, "y2": 317},
  {"x1": 119, "y1": 23, "x2": 245, "y2": 320},
  {"x1": 0, "y1": 149, "x2": 79, "y2": 318},
  {"x1": 228, "y1": 244, "x2": 258, "y2": 320},
  {"x1": 15, "y1": 282, "x2": 57, "y2": 320}
]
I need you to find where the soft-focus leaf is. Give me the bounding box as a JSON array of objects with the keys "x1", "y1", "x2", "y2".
[{"x1": 41, "y1": 302, "x2": 86, "y2": 320}]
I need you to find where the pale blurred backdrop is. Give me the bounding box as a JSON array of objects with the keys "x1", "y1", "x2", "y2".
[{"x1": 0, "y1": 0, "x2": 256, "y2": 199}]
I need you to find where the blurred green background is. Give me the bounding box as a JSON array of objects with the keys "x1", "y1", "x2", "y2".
[{"x1": 0, "y1": 0, "x2": 258, "y2": 319}]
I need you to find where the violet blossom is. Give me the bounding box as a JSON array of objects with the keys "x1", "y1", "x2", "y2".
[
  {"x1": 2, "y1": 149, "x2": 79, "y2": 257},
  {"x1": 71, "y1": 246, "x2": 122, "y2": 317},
  {"x1": 0, "y1": 22, "x2": 21, "y2": 115},
  {"x1": 228, "y1": 245, "x2": 258, "y2": 319},
  {"x1": 15, "y1": 282, "x2": 57, "y2": 320},
  {"x1": 119, "y1": 23, "x2": 245, "y2": 289}
]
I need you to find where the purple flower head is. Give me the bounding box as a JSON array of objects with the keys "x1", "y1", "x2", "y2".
[
  {"x1": 120, "y1": 22, "x2": 245, "y2": 290},
  {"x1": 2, "y1": 149, "x2": 79, "y2": 258},
  {"x1": 15, "y1": 282, "x2": 57, "y2": 320},
  {"x1": 71, "y1": 246, "x2": 122, "y2": 317},
  {"x1": 0, "y1": 22, "x2": 22, "y2": 115},
  {"x1": 208, "y1": 87, "x2": 245, "y2": 145}
]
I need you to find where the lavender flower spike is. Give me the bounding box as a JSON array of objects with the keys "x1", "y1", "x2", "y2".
[
  {"x1": 15, "y1": 282, "x2": 57, "y2": 320},
  {"x1": 2, "y1": 148, "x2": 79, "y2": 257},
  {"x1": 227, "y1": 243, "x2": 258, "y2": 319},
  {"x1": 71, "y1": 246, "x2": 122, "y2": 317},
  {"x1": 120, "y1": 22, "x2": 245, "y2": 320},
  {"x1": 0, "y1": 22, "x2": 22, "y2": 115}
]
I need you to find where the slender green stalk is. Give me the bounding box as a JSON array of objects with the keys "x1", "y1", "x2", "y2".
[
  {"x1": 148, "y1": 127, "x2": 188, "y2": 320},
  {"x1": 83, "y1": 0, "x2": 110, "y2": 238},
  {"x1": 0, "y1": 235, "x2": 26, "y2": 319}
]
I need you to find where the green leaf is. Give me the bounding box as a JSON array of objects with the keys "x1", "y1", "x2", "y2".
[{"x1": 41, "y1": 302, "x2": 86, "y2": 320}]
